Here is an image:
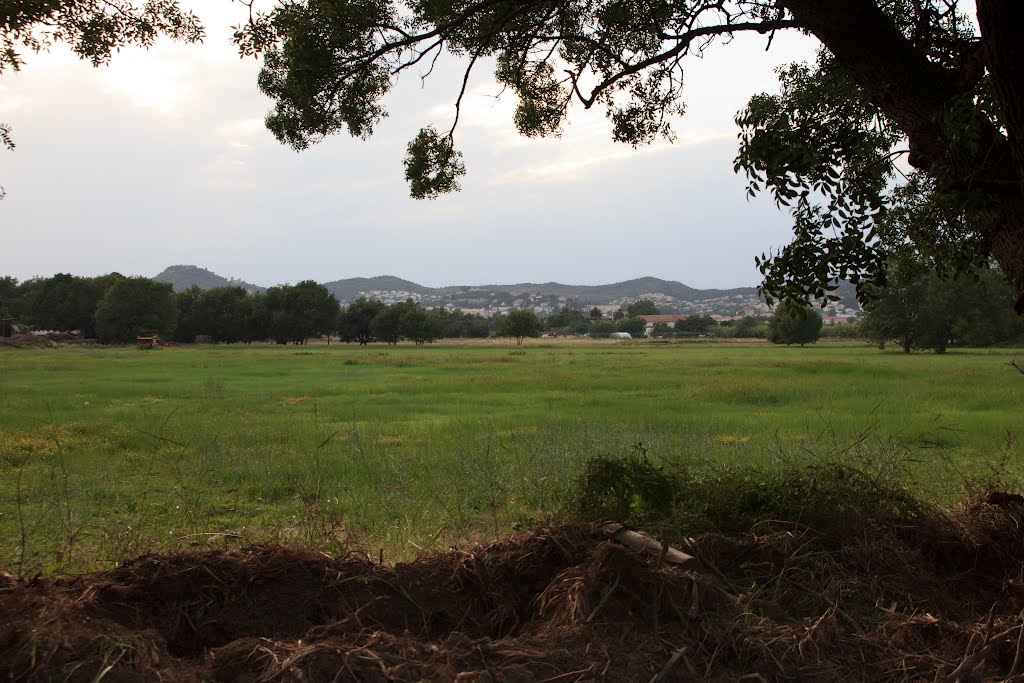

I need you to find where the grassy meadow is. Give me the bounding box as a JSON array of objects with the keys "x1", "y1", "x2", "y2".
[{"x1": 1, "y1": 339, "x2": 1022, "y2": 574}]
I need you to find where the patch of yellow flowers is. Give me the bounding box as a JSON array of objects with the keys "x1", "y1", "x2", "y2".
[{"x1": 0, "y1": 422, "x2": 108, "y2": 458}]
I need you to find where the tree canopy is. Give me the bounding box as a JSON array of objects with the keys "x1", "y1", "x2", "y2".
[
  {"x1": 498, "y1": 308, "x2": 541, "y2": 345},
  {"x1": 626, "y1": 300, "x2": 659, "y2": 317},
  {"x1": 1, "y1": 1, "x2": 203, "y2": 73},
  {"x1": 94, "y1": 277, "x2": 177, "y2": 344},
  {"x1": 338, "y1": 297, "x2": 383, "y2": 344},
  {"x1": 260, "y1": 281, "x2": 339, "y2": 344},
  {"x1": 767, "y1": 299, "x2": 823, "y2": 347},
  {"x1": 7, "y1": 1, "x2": 1024, "y2": 316},
  {"x1": 861, "y1": 262, "x2": 1024, "y2": 353},
  {"x1": 616, "y1": 316, "x2": 647, "y2": 337},
  {"x1": 227, "y1": 0, "x2": 1024, "y2": 316},
  {"x1": 674, "y1": 314, "x2": 717, "y2": 338}
]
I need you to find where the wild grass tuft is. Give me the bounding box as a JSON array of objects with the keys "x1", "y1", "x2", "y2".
[{"x1": 576, "y1": 429, "x2": 939, "y2": 545}]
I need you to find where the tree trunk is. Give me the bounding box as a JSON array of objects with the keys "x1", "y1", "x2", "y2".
[
  {"x1": 976, "y1": 1, "x2": 1024, "y2": 315},
  {"x1": 982, "y1": 195, "x2": 1024, "y2": 315},
  {"x1": 977, "y1": 0, "x2": 1024, "y2": 194}
]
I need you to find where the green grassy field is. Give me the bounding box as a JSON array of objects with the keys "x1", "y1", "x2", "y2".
[{"x1": 1, "y1": 339, "x2": 1021, "y2": 574}]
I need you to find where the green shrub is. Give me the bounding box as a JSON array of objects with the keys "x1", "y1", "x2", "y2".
[{"x1": 575, "y1": 444, "x2": 933, "y2": 542}]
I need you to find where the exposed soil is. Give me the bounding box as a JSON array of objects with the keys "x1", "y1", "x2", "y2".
[
  {"x1": 0, "y1": 333, "x2": 57, "y2": 348},
  {"x1": 4, "y1": 496, "x2": 1024, "y2": 681}
]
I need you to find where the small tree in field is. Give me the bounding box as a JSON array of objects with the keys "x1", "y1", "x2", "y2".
[
  {"x1": 499, "y1": 308, "x2": 541, "y2": 345},
  {"x1": 768, "y1": 299, "x2": 823, "y2": 347}
]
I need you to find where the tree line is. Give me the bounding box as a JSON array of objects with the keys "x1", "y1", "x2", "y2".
[
  {"x1": 0, "y1": 274, "x2": 439, "y2": 344},
  {"x1": 3, "y1": 268, "x2": 1022, "y2": 350},
  {"x1": 0, "y1": 275, "x2": 765, "y2": 345},
  {"x1": 0, "y1": 274, "x2": 499, "y2": 345}
]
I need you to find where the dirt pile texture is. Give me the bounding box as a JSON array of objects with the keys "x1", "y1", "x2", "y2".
[
  {"x1": 0, "y1": 333, "x2": 57, "y2": 348},
  {"x1": 4, "y1": 495, "x2": 1024, "y2": 681}
]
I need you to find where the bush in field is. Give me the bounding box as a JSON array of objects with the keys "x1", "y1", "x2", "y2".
[
  {"x1": 575, "y1": 448, "x2": 932, "y2": 542},
  {"x1": 768, "y1": 299, "x2": 822, "y2": 346},
  {"x1": 576, "y1": 446, "x2": 676, "y2": 522},
  {"x1": 94, "y1": 277, "x2": 177, "y2": 343}
]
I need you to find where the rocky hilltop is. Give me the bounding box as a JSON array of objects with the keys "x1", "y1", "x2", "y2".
[{"x1": 154, "y1": 265, "x2": 265, "y2": 294}]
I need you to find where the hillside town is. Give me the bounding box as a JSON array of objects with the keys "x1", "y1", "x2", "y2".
[{"x1": 335, "y1": 285, "x2": 860, "y2": 324}]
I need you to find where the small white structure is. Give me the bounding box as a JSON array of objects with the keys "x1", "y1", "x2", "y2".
[{"x1": 609, "y1": 332, "x2": 632, "y2": 339}]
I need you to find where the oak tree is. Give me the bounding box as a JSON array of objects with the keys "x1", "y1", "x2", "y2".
[
  {"x1": 767, "y1": 299, "x2": 822, "y2": 347},
  {"x1": 228, "y1": 0, "x2": 1024, "y2": 316},
  {"x1": 498, "y1": 308, "x2": 541, "y2": 345}
]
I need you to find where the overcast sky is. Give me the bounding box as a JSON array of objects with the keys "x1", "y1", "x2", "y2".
[{"x1": 0, "y1": 3, "x2": 819, "y2": 289}]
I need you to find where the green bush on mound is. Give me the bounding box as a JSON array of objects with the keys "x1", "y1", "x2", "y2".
[{"x1": 576, "y1": 446, "x2": 935, "y2": 543}]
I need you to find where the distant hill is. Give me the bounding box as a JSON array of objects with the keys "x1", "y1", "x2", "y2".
[
  {"x1": 453, "y1": 277, "x2": 754, "y2": 303},
  {"x1": 322, "y1": 275, "x2": 431, "y2": 302},
  {"x1": 153, "y1": 266, "x2": 861, "y2": 319},
  {"x1": 154, "y1": 265, "x2": 265, "y2": 293}
]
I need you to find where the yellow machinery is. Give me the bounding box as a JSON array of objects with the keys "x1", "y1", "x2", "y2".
[{"x1": 136, "y1": 330, "x2": 159, "y2": 349}]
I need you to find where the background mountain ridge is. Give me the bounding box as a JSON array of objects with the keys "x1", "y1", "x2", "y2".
[{"x1": 154, "y1": 265, "x2": 860, "y2": 319}]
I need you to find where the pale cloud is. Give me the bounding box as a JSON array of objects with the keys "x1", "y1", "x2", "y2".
[
  {"x1": 215, "y1": 117, "x2": 266, "y2": 150},
  {"x1": 360, "y1": 197, "x2": 469, "y2": 228},
  {"x1": 0, "y1": 90, "x2": 27, "y2": 111},
  {"x1": 101, "y1": 53, "x2": 194, "y2": 113},
  {"x1": 195, "y1": 155, "x2": 255, "y2": 189},
  {"x1": 488, "y1": 132, "x2": 731, "y2": 187},
  {"x1": 350, "y1": 177, "x2": 389, "y2": 191}
]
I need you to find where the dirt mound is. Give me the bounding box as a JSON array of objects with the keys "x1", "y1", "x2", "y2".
[
  {"x1": 0, "y1": 333, "x2": 56, "y2": 348},
  {"x1": 4, "y1": 503, "x2": 1024, "y2": 681}
]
